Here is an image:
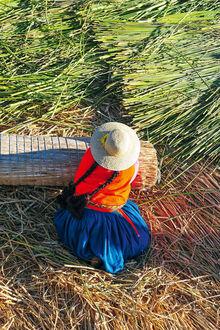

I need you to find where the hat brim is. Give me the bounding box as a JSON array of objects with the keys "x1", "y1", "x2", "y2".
[{"x1": 90, "y1": 122, "x2": 140, "y2": 171}]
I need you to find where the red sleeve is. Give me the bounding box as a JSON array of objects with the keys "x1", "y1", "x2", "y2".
[{"x1": 73, "y1": 147, "x2": 113, "y2": 195}]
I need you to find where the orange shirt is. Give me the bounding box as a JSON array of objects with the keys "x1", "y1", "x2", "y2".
[{"x1": 74, "y1": 148, "x2": 136, "y2": 212}]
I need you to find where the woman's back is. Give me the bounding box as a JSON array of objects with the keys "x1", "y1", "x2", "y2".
[{"x1": 74, "y1": 148, "x2": 137, "y2": 211}]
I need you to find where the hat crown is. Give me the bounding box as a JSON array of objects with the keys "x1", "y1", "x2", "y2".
[
  {"x1": 90, "y1": 122, "x2": 140, "y2": 171},
  {"x1": 104, "y1": 129, "x2": 129, "y2": 156}
]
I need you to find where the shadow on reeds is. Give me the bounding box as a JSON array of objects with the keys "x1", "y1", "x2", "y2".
[{"x1": 65, "y1": 2, "x2": 126, "y2": 122}]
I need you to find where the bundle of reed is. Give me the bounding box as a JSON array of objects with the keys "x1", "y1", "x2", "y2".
[{"x1": 0, "y1": 134, "x2": 158, "y2": 189}]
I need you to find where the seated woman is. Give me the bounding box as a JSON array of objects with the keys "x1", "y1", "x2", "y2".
[{"x1": 54, "y1": 122, "x2": 151, "y2": 274}]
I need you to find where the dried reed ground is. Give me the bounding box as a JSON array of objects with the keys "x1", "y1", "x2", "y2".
[{"x1": 0, "y1": 160, "x2": 219, "y2": 329}]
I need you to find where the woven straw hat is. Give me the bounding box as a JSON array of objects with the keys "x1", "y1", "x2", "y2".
[{"x1": 90, "y1": 122, "x2": 140, "y2": 171}]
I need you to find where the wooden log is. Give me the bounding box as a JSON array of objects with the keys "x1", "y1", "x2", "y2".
[{"x1": 0, "y1": 134, "x2": 158, "y2": 189}]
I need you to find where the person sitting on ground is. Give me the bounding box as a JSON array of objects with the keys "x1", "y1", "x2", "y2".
[{"x1": 55, "y1": 122, "x2": 151, "y2": 273}]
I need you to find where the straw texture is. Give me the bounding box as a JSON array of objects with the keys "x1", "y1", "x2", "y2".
[
  {"x1": 0, "y1": 160, "x2": 219, "y2": 330},
  {"x1": 0, "y1": 134, "x2": 158, "y2": 188}
]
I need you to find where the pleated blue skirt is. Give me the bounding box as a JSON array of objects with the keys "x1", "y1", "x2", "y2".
[{"x1": 54, "y1": 200, "x2": 151, "y2": 273}]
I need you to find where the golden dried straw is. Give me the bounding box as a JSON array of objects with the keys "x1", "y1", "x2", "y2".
[{"x1": 0, "y1": 160, "x2": 219, "y2": 329}]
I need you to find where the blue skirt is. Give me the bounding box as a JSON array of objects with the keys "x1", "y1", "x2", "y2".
[{"x1": 54, "y1": 200, "x2": 151, "y2": 273}]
